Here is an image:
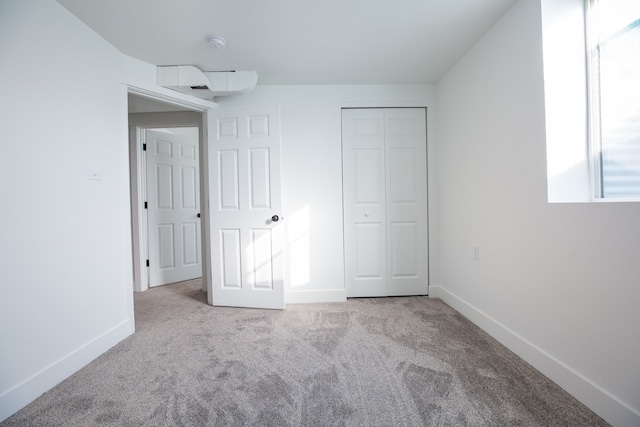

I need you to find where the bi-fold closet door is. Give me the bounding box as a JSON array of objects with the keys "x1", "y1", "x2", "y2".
[{"x1": 342, "y1": 108, "x2": 428, "y2": 297}]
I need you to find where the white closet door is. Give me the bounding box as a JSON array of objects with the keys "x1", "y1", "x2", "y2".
[
  {"x1": 385, "y1": 108, "x2": 428, "y2": 296},
  {"x1": 342, "y1": 109, "x2": 387, "y2": 297},
  {"x1": 342, "y1": 108, "x2": 427, "y2": 298}
]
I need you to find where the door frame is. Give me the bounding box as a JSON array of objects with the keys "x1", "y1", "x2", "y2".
[{"x1": 128, "y1": 91, "x2": 212, "y2": 293}]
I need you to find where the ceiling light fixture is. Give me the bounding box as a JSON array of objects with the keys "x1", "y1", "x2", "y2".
[{"x1": 207, "y1": 35, "x2": 226, "y2": 51}]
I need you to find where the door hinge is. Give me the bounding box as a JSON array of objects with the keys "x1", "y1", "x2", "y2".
[
  {"x1": 143, "y1": 143, "x2": 147, "y2": 151},
  {"x1": 146, "y1": 259, "x2": 149, "y2": 267},
  {"x1": 144, "y1": 201, "x2": 148, "y2": 209}
]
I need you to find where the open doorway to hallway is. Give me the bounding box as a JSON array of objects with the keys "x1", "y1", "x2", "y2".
[{"x1": 127, "y1": 93, "x2": 206, "y2": 292}]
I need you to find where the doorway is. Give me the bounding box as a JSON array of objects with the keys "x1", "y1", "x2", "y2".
[
  {"x1": 127, "y1": 92, "x2": 285, "y2": 310},
  {"x1": 127, "y1": 93, "x2": 207, "y2": 292}
]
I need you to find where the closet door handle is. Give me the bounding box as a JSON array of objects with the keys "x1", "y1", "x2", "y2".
[{"x1": 271, "y1": 215, "x2": 280, "y2": 222}]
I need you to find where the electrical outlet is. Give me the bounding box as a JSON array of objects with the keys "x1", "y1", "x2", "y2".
[{"x1": 473, "y1": 244, "x2": 480, "y2": 261}]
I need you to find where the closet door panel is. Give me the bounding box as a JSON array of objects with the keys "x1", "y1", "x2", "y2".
[
  {"x1": 342, "y1": 108, "x2": 387, "y2": 297},
  {"x1": 385, "y1": 108, "x2": 428, "y2": 296}
]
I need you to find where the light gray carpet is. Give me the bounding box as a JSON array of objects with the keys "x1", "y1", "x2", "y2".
[{"x1": 3, "y1": 279, "x2": 609, "y2": 426}]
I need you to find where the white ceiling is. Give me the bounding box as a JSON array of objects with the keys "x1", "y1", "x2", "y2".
[{"x1": 58, "y1": 0, "x2": 517, "y2": 85}]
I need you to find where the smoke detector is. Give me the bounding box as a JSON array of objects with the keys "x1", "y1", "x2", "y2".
[{"x1": 207, "y1": 35, "x2": 226, "y2": 51}]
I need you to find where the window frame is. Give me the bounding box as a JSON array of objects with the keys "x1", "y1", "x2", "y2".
[
  {"x1": 585, "y1": 0, "x2": 604, "y2": 198},
  {"x1": 585, "y1": 0, "x2": 640, "y2": 200}
]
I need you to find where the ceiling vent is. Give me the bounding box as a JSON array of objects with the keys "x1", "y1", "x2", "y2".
[
  {"x1": 204, "y1": 71, "x2": 257, "y2": 97},
  {"x1": 157, "y1": 66, "x2": 257, "y2": 100},
  {"x1": 157, "y1": 66, "x2": 213, "y2": 99}
]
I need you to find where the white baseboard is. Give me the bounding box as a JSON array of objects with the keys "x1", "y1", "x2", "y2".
[
  {"x1": 434, "y1": 285, "x2": 639, "y2": 427},
  {"x1": 0, "y1": 318, "x2": 134, "y2": 423},
  {"x1": 285, "y1": 289, "x2": 347, "y2": 304}
]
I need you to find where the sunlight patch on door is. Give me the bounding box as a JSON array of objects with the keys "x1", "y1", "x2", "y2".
[{"x1": 248, "y1": 228, "x2": 274, "y2": 289}]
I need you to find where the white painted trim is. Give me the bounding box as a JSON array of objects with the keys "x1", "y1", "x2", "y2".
[
  {"x1": 200, "y1": 111, "x2": 213, "y2": 294},
  {"x1": 285, "y1": 289, "x2": 347, "y2": 304},
  {"x1": 436, "y1": 285, "x2": 640, "y2": 427},
  {"x1": 341, "y1": 101, "x2": 429, "y2": 109},
  {"x1": 128, "y1": 126, "x2": 148, "y2": 292},
  {"x1": 0, "y1": 319, "x2": 134, "y2": 423},
  {"x1": 125, "y1": 79, "x2": 218, "y2": 111}
]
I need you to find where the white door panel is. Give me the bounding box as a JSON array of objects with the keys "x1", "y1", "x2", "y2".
[
  {"x1": 220, "y1": 229, "x2": 242, "y2": 288},
  {"x1": 355, "y1": 223, "x2": 385, "y2": 277},
  {"x1": 182, "y1": 222, "x2": 199, "y2": 265},
  {"x1": 390, "y1": 221, "x2": 419, "y2": 277},
  {"x1": 208, "y1": 105, "x2": 284, "y2": 309},
  {"x1": 343, "y1": 109, "x2": 387, "y2": 297},
  {"x1": 157, "y1": 224, "x2": 174, "y2": 269},
  {"x1": 342, "y1": 108, "x2": 428, "y2": 297},
  {"x1": 385, "y1": 108, "x2": 428, "y2": 296},
  {"x1": 146, "y1": 129, "x2": 202, "y2": 286}
]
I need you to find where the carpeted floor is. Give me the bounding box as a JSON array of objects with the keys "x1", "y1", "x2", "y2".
[{"x1": 2, "y1": 279, "x2": 609, "y2": 426}]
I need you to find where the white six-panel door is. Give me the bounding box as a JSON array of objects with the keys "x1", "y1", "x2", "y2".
[
  {"x1": 208, "y1": 105, "x2": 284, "y2": 309},
  {"x1": 146, "y1": 129, "x2": 202, "y2": 287},
  {"x1": 342, "y1": 108, "x2": 428, "y2": 297}
]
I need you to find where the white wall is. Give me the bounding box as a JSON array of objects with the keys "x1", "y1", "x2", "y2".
[
  {"x1": 216, "y1": 85, "x2": 438, "y2": 303},
  {"x1": 435, "y1": 0, "x2": 640, "y2": 425},
  {"x1": 0, "y1": 0, "x2": 134, "y2": 421}
]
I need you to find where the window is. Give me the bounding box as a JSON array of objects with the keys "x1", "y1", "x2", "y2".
[{"x1": 587, "y1": 0, "x2": 640, "y2": 198}]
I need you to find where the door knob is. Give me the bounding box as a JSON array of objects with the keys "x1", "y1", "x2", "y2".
[
  {"x1": 197, "y1": 213, "x2": 201, "y2": 218},
  {"x1": 271, "y1": 215, "x2": 279, "y2": 222}
]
